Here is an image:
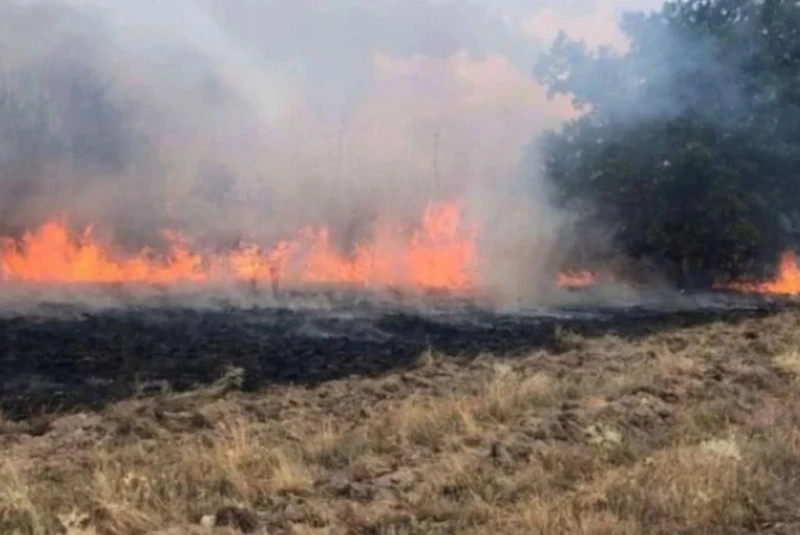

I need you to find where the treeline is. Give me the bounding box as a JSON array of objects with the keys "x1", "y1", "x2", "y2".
[{"x1": 535, "y1": 0, "x2": 800, "y2": 288}]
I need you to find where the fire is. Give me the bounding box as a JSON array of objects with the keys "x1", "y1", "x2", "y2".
[
  {"x1": 723, "y1": 251, "x2": 800, "y2": 295},
  {"x1": 0, "y1": 201, "x2": 480, "y2": 291},
  {"x1": 0, "y1": 223, "x2": 208, "y2": 284},
  {"x1": 557, "y1": 270, "x2": 596, "y2": 288}
]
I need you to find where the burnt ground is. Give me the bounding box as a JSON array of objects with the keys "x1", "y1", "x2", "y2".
[
  {"x1": 4, "y1": 289, "x2": 800, "y2": 534},
  {"x1": 0, "y1": 289, "x2": 788, "y2": 418}
]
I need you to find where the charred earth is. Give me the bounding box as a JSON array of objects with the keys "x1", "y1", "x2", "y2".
[{"x1": 0, "y1": 286, "x2": 792, "y2": 419}]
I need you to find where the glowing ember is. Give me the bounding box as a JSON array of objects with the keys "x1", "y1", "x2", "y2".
[
  {"x1": 722, "y1": 251, "x2": 800, "y2": 295},
  {"x1": 0, "y1": 201, "x2": 480, "y2": 291},
  {"x1": 557, "y1": 270, "x2": 596, "y2": 288}
]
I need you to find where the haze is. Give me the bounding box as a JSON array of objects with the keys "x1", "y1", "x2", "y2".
[{"x1": 0, "y1": 0, "x2": 665, "y2": 300}]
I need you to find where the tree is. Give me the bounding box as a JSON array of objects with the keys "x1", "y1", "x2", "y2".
[{"x1": 535, "y1": 0, "x2": 800, "y2": 288}]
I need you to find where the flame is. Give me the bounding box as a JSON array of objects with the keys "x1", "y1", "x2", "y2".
[
  {"x1": 0, "y1": 223, "x2": 208, "y2": 284},
  {"x1": 557, "y1": 270, "x2": 596, "y2": 288},
  {"x1": 722, "y1": 251, "x2": 800, "y2": 295},
  {"x1": 0, "y1": 200, "x2": 479, "y2": 291},
  {"x1": 557, "y1": 252, "x2": 800, "y2": 296}
]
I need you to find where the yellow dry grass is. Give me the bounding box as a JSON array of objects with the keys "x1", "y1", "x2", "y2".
[{"x1": 3, "y1": 309, "x2": 800, "y2": 534}]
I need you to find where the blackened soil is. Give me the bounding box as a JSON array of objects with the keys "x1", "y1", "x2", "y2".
[{"x1": 0, "y1": 294, "x2": 789, "y2": 418}]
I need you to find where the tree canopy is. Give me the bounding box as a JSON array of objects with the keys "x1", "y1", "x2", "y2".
[{"x1": 535, "y1": 0, "x2": 800, "y2": 288}]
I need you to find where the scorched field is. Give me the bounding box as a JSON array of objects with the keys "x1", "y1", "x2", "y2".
[{"x1": 2, "y1": 290, "x2": 800, "y2": 535}]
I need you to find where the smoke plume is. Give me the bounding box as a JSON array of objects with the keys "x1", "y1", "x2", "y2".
[{"x1": 0, "y1": 0, "x2": 664, "y2": 301}]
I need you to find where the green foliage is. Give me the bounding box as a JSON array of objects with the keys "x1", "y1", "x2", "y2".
[{"x1": 536, "y1": 0, "x2": 800, "y2": 287}]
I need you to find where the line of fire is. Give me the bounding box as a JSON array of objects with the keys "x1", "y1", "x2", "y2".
[{"x1": 1, "y1": 199, "x2": 799, "y2": 297}]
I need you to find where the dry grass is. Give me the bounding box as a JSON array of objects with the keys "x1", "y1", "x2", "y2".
[
  {"x1": 4, "y1": 309, "x2": 800, "y2": 534},
  {"x1": 773, "y1": 349, "x2": 800, "y2": 376}
]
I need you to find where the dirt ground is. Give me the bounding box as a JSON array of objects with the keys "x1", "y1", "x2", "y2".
[{"x1": 3, "y1": 306, "x2": 800, "y2": 534}]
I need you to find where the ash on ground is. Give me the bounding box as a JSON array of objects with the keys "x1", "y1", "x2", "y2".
[{"x1": 0, "y1": 282, "x2": 792, "y2": 418}]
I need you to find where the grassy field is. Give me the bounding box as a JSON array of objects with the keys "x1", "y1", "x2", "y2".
[{"x1": 3, "y1": 308, "x2": 800, "y2": 534}]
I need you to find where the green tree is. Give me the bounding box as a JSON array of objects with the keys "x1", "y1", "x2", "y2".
[{"x1": 536, "y1": 0, "x2": 800, "y2": 288}]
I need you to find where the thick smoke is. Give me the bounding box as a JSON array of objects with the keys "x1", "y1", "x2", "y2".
[
  {"x1": 533, "y1": 0, "x2": 800, "y2": 294},
  {"x1": 0, "y1": 0, "x2": 663, "y2": 301}
]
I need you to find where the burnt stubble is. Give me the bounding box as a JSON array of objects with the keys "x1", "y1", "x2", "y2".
[{"x1": 0, "y1": 287, "x2": 787, "y2": 418}]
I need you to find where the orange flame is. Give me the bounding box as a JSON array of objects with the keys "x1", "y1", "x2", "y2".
[
  {"x1": 556, "y1": 270, "x2": 596, "y2": 288},
  {"x1": 0, "y1": 201, "x2": 480, "y2": 291},
  {"x1": 723, "y1": 251, "x2": 800, "y2": 295}
]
